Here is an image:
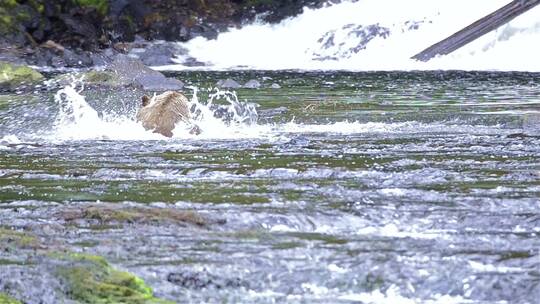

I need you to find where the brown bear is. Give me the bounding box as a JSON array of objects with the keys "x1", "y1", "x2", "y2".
[{"x1": 136, "y1": 91, "x2": 200, "y2": 137}]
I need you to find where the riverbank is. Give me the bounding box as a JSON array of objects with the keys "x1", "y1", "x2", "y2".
[{"x1": 0, "y1": 0, "x2": 331, "y2": 69}]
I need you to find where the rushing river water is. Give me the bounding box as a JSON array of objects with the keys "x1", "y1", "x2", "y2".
[{"x1": 1, "y1": 71, "x2": 540, "y2": 303}]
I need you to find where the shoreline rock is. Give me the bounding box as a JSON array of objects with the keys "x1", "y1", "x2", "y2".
[{"x1": 0, "y1": 61, "x2": 44, "y2": 90}]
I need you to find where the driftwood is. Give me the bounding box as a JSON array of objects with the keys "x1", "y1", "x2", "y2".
[{"x1": 412, "y1": 0, "x2": 540, "y2": 62}]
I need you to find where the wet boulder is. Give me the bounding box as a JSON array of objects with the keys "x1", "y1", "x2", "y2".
[
  {"x1": 61, "y1": 55, "x2": 183, "y2": 91},
  {"x1": 0, "y1": 61, "x2": 44, "y2": 90},
  {"x1": 108, "y1": 54, "x2": 184, "y2": 91},
  {"x1": 243, "y1": 79, "x2": 261, "y2": 89},
  {"x1": 216, "y1": 78, "x2": 241, "y2": 89},
  {"x1": 133, "y1": 42, "x2": 188, "y2": 66}
]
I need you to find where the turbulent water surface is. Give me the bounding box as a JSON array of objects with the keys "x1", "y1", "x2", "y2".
[
  {"x1": 1, "y1": 70, "x2": 540, "y2": 303},
  {"x1": 168, "y1": 0, "x2": 540, "y2": 71}
]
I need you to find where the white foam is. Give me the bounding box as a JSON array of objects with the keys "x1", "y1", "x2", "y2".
[
  {"x1": 164, "y1": 0, "x2": 540, "y2": 71},
  {"x1": 340, "y1": 285, "x2": 481, "y2": 304},
  {"x1": 52, "y1": 83, "x2": 162, "y2": 141},
  {"x1": 0, "y1": 135, "x2": 22, "y2": 145},
  {"x1": 45, "y1": 80, "x2": 268, "y2": 141},
  {"x1": 39, "y1": 78, "x2": 505, "y2": 142},
  {"x1": 0, "y1": 135, "x2": 22, "y2": 150}
]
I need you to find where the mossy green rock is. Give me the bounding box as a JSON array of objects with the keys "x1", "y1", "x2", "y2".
[
  {"x1": 57, "y1": 253, "x2": 173, "y2": 304},
  {"x1": 0, "y1": 227, "x2": 40, "y2": 250},
  {"x1": 0, "y1": 61, "x2": 44, "y2": 88},
  {"x1": 0, "y1": 293, "x2": 22, "y2": 304}
]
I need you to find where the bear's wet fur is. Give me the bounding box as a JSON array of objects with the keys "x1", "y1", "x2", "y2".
[{"x1": 136, "y1": 91, "x2": 199, "y2": 137}]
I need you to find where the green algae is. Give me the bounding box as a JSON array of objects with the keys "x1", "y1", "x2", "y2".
[
  {"x1": 56, "y1": 253, "x2": 173, "y2": 304},
  {"x1": 0, "y1": 61, "x2": 44, "y2": 88},
  {"x1": 0, "y1": 293, "x2": 22, "y2": 304},
  {"x1": 84, "y1": 70, "x2": 119, "y2": 85},
  {"x1": 60, "y1": 205, "x2": 207, "y2": 227},
  {"x1": 0, "y1": 227, "x2": 40, "y2": 250}
]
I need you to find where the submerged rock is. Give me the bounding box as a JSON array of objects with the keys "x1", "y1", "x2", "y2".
[
  {"x1": 0, "y1": 61, "x2": 44, "y2": 90},
  {"x1": 216, "y1": 78, "x2": 241, "y2": 89},
  {"x1": 57, "y1": 203, "x2": 207, "y2": 227},
  {"x1": 243, "y1": 79, "x2": 261, "y2": 89},
  {"x1": 523, "y1": 113, "x2": 540, "y2": 135},
  {"x1": 167, "y1": 271, "x2": 247, "y2": 290},
  {"x1": 0, "y1": 227, "x2": 41, "y2": 251},
  {"x1": 0, "y1": 224, "x2": 174, "y2": 304},
  {"x1": 56, "y1": 253, "x2": 172, "y2": 304},
  {"x1": 0, "y1": 293, "x2": 22, "y2": 304}
]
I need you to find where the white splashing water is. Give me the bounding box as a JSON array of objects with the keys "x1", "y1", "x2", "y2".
[
  {"x1": 45, "y1": 79, "x2": 498, "y2": 141},
  {"x1": 163, "y1": 0, "x2": 540, "y2": 71},
  {"x1": 53, "y1": 78, "x2": 159, "y2": 140},
  {"x1": 50, "y1": 79, "x2": 269, "y2": 141}
]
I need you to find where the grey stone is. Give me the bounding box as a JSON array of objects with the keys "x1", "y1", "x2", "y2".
[
  {"x1": 216, "y1": 78, "x2": 241, "y2": 89},
  {"x1": 135, "y1": 74, "x2": 184, "y2": 91},
  {"x1": 140, "y1": 54, "x2": 172, "y2": 66},
  {"x1": 108, "y1": 54, "x2": 164, "y2": 81},
  {"x1": 243, "y1": 79, "x2": 261, "y2": 89},
  {"x1": 107, "y1": 54, "x2": 182, "y2": 90},
  {"x1": 270, "y1": 83, "x2": 281, "y2": 89}
]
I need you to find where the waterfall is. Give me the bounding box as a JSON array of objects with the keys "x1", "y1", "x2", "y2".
[{"x1": 168, "y1": 0, "x2": 540, "y2": 71}]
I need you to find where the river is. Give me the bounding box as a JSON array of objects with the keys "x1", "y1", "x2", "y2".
[{"x1": 1, "y1": 70, "x2": 539, "y2": 303}]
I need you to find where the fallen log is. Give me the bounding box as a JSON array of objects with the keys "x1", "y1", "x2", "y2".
[{"x1": 412, "y1": 0, "x2": 540, "y2": 62}]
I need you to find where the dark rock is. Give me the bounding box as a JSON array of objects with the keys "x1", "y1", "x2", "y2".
[
  {"x1": 189, "y1": 24, "x2": 219, "y2": 41},
  {"x1": 216, "y1": 78, "x2": 241, "y2": 89},
  {"x1": 89, "y1": 52, "x2": 113, "y2": 67},
  {"x1": 108, "y1": 54, "x2": 164, "y2": 81},
  {"x1": 140, "y1": 54, "x2": 171, "y2": 66},
  {"x1": 234, "y1": 0, "x2": 328, "y2": 24},
  {"x1": 243, "y1": 79, "x2": 261, "y2": 89},
  {"x1": 110, "y1": 0, "x2": 131, "y2": 17},
  {"x1": 313, "y1": 23, "x2": 390, "y2": 59},
  {"x1": 50, "y1": 56, "x2": 66, "y2": 68},
  {"x1": 14, "y1": 4, "x2": 41, "y2": 29},
  {"x1": 62, "y1": 49, "x2": 93, "y2": 67},
  {"x1": 136, "y1": 42, "x2": 187, "y2": 66},
  {"x1": 181, "y1": 57, "x2": 206, "y2": 67}
]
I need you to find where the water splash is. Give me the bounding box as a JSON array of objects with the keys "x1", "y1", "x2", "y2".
[
  {"x1": 52, "y1": 78, "x2": 157, "y2": 141},
  {"x1": 45, "y1": 77, "x2": 513, "y2": 141},
  {"x1": 49, "y1": 79, "x2": 265, "y2": 141},
  {"x1": 164, "y1": 0, "x2": 540, "y2": 71}
]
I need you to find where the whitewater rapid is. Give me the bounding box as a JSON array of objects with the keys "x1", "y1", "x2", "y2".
[
  {"x1": 164, "y1": 0, "x2": 540, "y2": 71},
  {"x1": 6, "y1": 77, "x2": 509, "y2": 144}
]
